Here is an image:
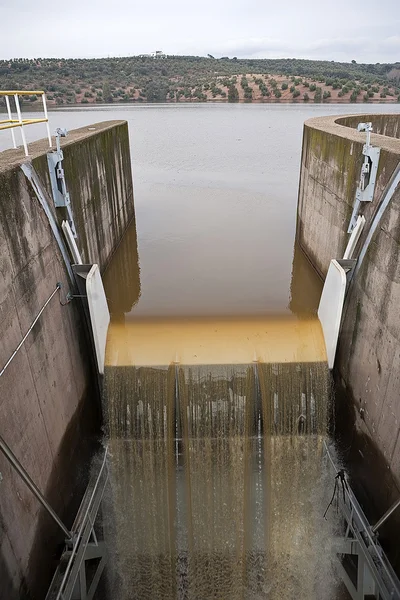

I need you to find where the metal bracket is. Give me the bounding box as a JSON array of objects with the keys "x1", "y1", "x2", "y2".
[
  {"x1": 47, "y1": 128, "x2": 77, "y2": 238},
  {"x1": 337, "y1": 258, "x2": 357, "y2": 288},
  {"x1": 348, "y1": 122, "x2": 381, "y2": 233}
]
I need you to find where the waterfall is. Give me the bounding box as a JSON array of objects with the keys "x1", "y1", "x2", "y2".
[{"x1": 103, "y1": 325, "x2": 337, "y2": 599}]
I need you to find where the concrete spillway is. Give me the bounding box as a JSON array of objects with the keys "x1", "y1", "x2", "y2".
[
  {"x1": 105, "y1": 316, "x2": 327, "y2": 366},
  {"x1": 102, "y1": 317, "x2": 337, "y2": 599}
]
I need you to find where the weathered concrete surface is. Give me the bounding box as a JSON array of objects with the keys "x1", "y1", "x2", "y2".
[
  {"x1": 0, "y1": 120, "x2": 134, "y2": 269},
  {"x1": 297, "y1": 114, "x2": 400, "y2": 278},
  {"x1": 297, "y1": 114, "x2": 400, "y2": 494},
  {"x1": 336, "y1": 114, "x2": 400, "y2": 140},
  {"x1": 0, "y1": 121, "x2": 134, "y2": 598}
]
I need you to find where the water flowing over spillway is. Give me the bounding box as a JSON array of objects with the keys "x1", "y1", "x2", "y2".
[{"x1": 102, "y1": 317, "x2": 338, "y2": 599}]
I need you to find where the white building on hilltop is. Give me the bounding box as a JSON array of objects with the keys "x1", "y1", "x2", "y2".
[{"x1": 138, "y1": 51, "x2": 166, "y2": 59}]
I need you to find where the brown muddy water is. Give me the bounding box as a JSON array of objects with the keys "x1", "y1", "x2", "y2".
[
  {"x1": 88, "y1": 104, "x2": 358, "y2": 598},
  {"x1": 103, "y1": 361, "x2": 336, "y2": 600}
]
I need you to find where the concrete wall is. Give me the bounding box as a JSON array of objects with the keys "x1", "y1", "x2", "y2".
[
  {"x1": 297, "y1": 114, "x2": 400, "y2": 491},
  {"x1": 336, "y1": 114, "x2": 400, "y2": 140},
  {"x1": 0, "y1": 121, "x2": 134, "y2": 598}
]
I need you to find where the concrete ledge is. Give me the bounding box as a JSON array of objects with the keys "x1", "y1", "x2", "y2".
[
  {"x1": 0, "y1": 120, "x2": 128, "y2": 174},
  {"x1": 335, "y1": 114, "x2": 400, "y2": 140},
  {"x1": 304, "y1": 114, "x2": 400, "y2": 154}
]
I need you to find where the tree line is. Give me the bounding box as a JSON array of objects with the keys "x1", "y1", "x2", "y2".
[{"x1": 0, "y1": 55, "x2": 399, "y2": 105}]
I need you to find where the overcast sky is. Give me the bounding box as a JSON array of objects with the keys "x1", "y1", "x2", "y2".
[{"x1": 0, "y1": 0, "x2": 399, "y2": 63}]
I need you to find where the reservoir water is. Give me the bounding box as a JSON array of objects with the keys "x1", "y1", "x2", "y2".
[{"x1": 1, "y1": 102, "x2": 398, "y2": 318}]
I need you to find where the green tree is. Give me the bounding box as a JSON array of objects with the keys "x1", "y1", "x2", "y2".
[
  {"x1": 281, "y1": 82, "x2": 288, "y2": 90},
  {"x1": 228, "y1": 84, "x2": 239, "y2": 102},
  {"x1": 350, "y1": 91, "x2": 357, "y2": 102},
  {"x1": 314, "y1": 87, "x2": 322, "y2": 102},
  {"x1": 103, "y1": 81, "x2": 113, "y2": 102},
  {"x1": 145, "y1": 80, "x2": 169, "y2": 102},
  {"x1": 244, "y1": 87, "x2": 253, "y2": 101},
  {"x1": 303, "y1": 93, "x2": 310, "y2": 102},
  {"x1": 293, "y1": 89, "x2": 300, "y2": 98}
]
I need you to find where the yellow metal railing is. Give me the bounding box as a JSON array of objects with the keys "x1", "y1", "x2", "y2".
[{"x1": 0, "y1": 90, "x2": 52, "y2": 156}]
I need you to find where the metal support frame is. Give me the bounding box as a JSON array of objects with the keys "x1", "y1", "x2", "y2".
[
  {"x1": 47, "y1": 128, "x2": 77, "y2": 237},
  {"x1": 354, "y1": 161, "x2": 400, "y2": 278},
  {"x1": 46, "y1": 448, "x2": 109, "y2": 600},
  {"x1": 348, "y1": 122, "x2": 381, "y2": 233},
  {"x1": 324, "y1": 443, "x2": 400, "y2": 599},
  {"x1": 21, "y1": 163, "x2": 75, "y2": 283}
]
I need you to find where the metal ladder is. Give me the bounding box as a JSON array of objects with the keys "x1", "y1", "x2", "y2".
[
  {"x1": 45, "y1": 448, "x2": 109, "y2": 600},
  {"x1": 324, "y1": 442, "x2": 400, "y2": 600}
]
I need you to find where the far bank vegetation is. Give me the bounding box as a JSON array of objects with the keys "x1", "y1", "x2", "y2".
[{"x1": 0, "y1": 56, "x2": 399, "y2": 107}]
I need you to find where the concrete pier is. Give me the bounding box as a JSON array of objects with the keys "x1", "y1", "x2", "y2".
[
  {"x1": 297, "y1": 113, "x2": 400, "y2": 540},
  {"x1": 0, "y1": 121, "x2": 134, "y2": 598}
]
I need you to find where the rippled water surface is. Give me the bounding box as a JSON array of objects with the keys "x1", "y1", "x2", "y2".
[{"x1": 2, "y1": 103, "x2": 398, "y2": 317}]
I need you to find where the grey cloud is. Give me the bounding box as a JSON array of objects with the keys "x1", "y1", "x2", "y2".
[{"x1": 0, "y1": 0, "x2": 399, "y2": 62}]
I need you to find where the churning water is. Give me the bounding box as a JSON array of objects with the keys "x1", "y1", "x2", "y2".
[{"x1": 102, "y1": 324, "x2": 339, "y2": 599}]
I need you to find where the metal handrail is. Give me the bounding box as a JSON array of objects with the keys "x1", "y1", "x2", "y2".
[
  {"x1": 0, "y1": 283, "x2": 62, "y2": 378},
  {"x1": 324, "y1": 441, "x2": 400, "y2": 599},
  {"x1": 0, "y1": 90, "x2": 51, "y2": 155},
  {"x1": 54, "y1": 447, "x2": 109, "y2": 600},
  {"x1": 0, "y1": 433, "x2": 71, "y2": 539}
]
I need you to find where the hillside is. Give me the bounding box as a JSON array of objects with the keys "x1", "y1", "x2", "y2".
[{"x1": 1, "y1": 55, "x2": 399, "y2": 106}]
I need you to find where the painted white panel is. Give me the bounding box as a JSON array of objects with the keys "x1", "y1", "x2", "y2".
[
  {"x1": 86, "y1": 264, "x2": 110, "y2": 374},
  {"x1": 318, "y1": 260, "x2": 347, "y2": 369},
  {"x1": 343, "y1": 215, "x2": 365, "y2": 260}
]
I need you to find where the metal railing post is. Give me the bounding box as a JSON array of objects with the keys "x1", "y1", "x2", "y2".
[
  {"x1": 1, "y1": 91, "x2": 52, "y2": 154},
  {"x1": 42, "y1": 93, "x2": 52, "y2": 147},
  {"x1": 14, "y1": 93, "x2": 28, "y2": 156},
  {"x1": 5, "y1": 95, "x2": 16, "y2": 148}
]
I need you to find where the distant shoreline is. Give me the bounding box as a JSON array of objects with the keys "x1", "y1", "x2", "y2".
[{"x1": 1, "y1": 97, "x2": 399, "y2": 112}]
